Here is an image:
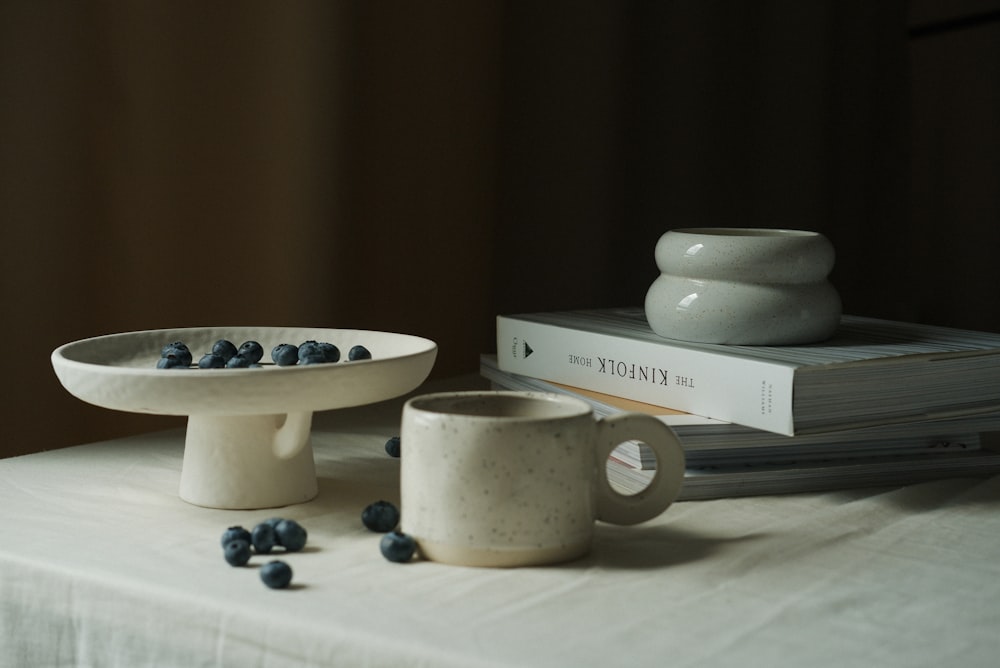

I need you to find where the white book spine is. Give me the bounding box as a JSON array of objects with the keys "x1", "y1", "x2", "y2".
[{"x1": 496, "y1": 315, "x2": 798, "y2": 436}]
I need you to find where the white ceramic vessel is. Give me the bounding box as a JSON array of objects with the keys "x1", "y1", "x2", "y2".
[
  {"x1": 52, "y1": 326, "x2": 437, "y2": 509},
  {"x1": 644, "y1": 228, "x2": 841, "y2": 345}
]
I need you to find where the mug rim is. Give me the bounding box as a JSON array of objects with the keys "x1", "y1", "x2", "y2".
[{"x1": 405, "y1": 390, "x2": 593, "y2": 421}]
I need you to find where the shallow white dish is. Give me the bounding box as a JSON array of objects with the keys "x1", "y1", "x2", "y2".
[{"x1": 52, "y1": 326, "x2": 437, "y2": 509}]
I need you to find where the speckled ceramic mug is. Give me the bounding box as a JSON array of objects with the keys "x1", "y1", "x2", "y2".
[{"x1": 400, "y1": 391, "x2": 685, "y2": 567}]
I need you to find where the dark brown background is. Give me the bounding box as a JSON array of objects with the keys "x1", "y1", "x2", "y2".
[{"x1": 3, "y1": 1, "x2": 999, "y2": 458}]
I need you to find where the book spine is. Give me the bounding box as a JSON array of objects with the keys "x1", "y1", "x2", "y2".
[{"x1": 496, "y1": 315, "x2": 797, "y2": 435}]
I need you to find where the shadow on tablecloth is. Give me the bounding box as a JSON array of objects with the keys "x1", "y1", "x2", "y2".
[{"x1": 581, "y1": 523, "x2": 769, "y2": 570}]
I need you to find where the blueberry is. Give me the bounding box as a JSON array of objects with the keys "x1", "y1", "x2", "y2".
[
  {"x1": 299, "y1": 353, "x2": 327, "y2": 364},
  {"x1": 318, "y1": 342, "x2": 340, "y2": 363},
  {"x1": 156, "y1": 355, "x2": 187, "y2": 369},
  {"x1": 225, "y1": 355, "x2": 252, "y2": 368},
  {"x1": 362, "y1": 500, "x2": 400, "y2": 533},
  {"x1": 299, "y1": 340, "x2": 328, "y2": 364},
  {"x1": 198, "y1": 353, "x2": 227, "y2": 369},
  {"x1": 274, "y1": 519, "x2": 308, "y2": 552},
  {"x1": 380, "y1": 530, "x2": 416, "y2": 563},
  {"x1": 348, "y1": 345, "x2": 372, "y2": 361},
  {"x1": 238, "y1": 341, "x2": 264, "y2": 364},
  {"x1": 212, "y1": 339, "x2": 239, "y2": 362},
  {"x1": 260, "y1": 560, "x2": 293, "y2": 589},
  {"x1": 224, "y1": 539, "x2": 252, "y2": 567},
  {"x1": 384, "y1": 436, "x2": 401, "y2": 458},
  {"x1": 161, "y1": 340, "x2": 189, "y2": 356},
  {"x1": 220, "y1": 525, "x2": 252, "y2": 548},
  {"x1": 271, "y1": 343, "x2": 299, "y2": 366},
  {"x1": 161, "y1": 341, "x2": 182, "y2": 355},
  {"x1": 251, "y1": 522, "x2": 278, "y2": 553},
  {"x1": 298, "y1": 341, "x2": 323, "y2": 361},
  {"x1": 160, "y1": 341, "x2": 193, "y2": 367}
]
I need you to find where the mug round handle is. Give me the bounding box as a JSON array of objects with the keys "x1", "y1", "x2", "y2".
[{"x1": 594, "y1": 413, "x2": 686, "y2": 525}]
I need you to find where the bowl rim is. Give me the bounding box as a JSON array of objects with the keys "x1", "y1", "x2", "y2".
[{"x1": 51, "y1": 325, "x2": 437, "y2": 375}]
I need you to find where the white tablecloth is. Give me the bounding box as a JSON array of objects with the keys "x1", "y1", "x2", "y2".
[{"x1": 3, "y1": 379, "x2": 1000, "y2": 667}]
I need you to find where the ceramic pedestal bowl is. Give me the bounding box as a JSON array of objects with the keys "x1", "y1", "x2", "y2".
[
  {"x1": 52, "y1": 326, "x2": 437, "y2": 509},
  {"x1": 644, "y1": 228, "x2": 842, "y2": 345}
]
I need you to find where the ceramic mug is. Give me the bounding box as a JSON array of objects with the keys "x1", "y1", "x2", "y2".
[{"x1": 399, "y1": 391, "x2": 686, "y2": 567}]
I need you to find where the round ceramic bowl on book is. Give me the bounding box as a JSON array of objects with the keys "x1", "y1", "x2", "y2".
[
  {"x1": 51, "y1": 326, "x2": 437, "y2": 509},
  {"x1": 644, "y1": 227, "x2": 842, "y2": 345}
]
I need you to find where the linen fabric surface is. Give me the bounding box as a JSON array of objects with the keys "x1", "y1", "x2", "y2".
[{"x1": 2, "y1": 379, "x2": 1000, "y2": 668}]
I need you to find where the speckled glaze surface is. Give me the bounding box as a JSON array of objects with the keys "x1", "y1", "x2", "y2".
[
  {"x1": 51, "y1": 326, "x2": 437, "y2": 509},
  {"x1": 644, "y1": 228, "x2": 842, "y2": 345},
  {"x1": 400, "y1": 391, "x2": 685, "y2": 567}
]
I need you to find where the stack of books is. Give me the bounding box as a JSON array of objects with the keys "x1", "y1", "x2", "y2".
[{"x1": 483, "y1": 307, "x2": 1000, "y2": 500}]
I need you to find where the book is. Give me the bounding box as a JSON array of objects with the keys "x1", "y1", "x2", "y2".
[
  {"x1": 481, "y1": 355, "x2": 1000, "y2": 499},
  {"x1": 495, "y1": 307, "x2": 1000, "y2": 436},
  {"x1": 482, "y1": 354, "x2": 999, "y2": 468}
]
